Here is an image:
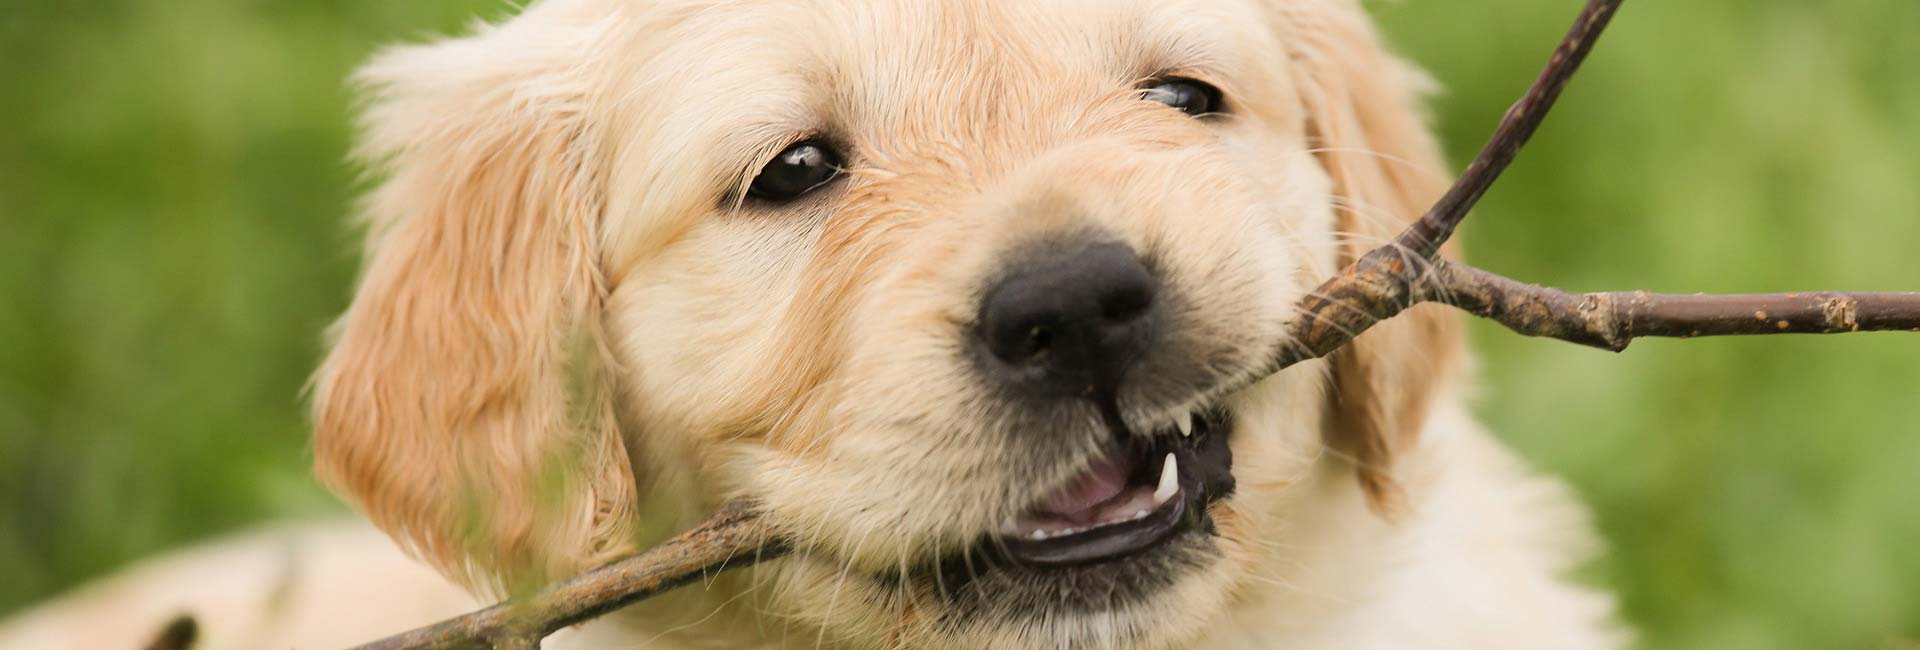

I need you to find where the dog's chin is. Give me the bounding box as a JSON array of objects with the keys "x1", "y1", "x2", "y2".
[{"x1": 874, "y1": 408, "x2": 1238, "y2": 634}]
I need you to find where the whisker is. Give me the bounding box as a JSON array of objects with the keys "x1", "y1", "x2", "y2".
[{"x1": 1305, "y1": 147, "x2": 1447, "y2": 182}]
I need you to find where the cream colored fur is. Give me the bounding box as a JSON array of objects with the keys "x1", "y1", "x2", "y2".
[
  {"x1": 0, "y1": 522, "x2": 475, "y2": 649},
  {"x1": 0, "y1": 0, "x2": 1625, "y2": 647}
]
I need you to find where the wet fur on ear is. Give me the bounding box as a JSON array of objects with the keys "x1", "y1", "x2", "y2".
[
  {"x1": 310, "y1": 13, "x2": 639, "y2": 596},
  {"x1": 1278, "y1": 0, "x2": 1467, "y2": 513}
]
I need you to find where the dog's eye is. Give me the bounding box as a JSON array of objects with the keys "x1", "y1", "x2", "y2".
[
  {"x1": 1141, "y1": 78, "x2": 1224, "y2": 116},
  {"x1": 750, "y1": 140, "x2": 843, "y2": 200}
]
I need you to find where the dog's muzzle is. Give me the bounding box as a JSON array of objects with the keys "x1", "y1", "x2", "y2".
[{"x1": 966, "y1": 233, "x2": 1237, "y2": 567}]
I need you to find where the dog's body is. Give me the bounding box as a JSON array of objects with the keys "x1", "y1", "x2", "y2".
[
  {"x1": 0, "y1": 522, "x2": 476, "y2": 650},
  {"x1": 2, "y1": 0, "x2": 1624, "y2": 647}
]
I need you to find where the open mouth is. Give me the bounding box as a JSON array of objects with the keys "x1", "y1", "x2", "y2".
[{"x1": 994, "y1": 406, "x2": 1236, "y2": 566}]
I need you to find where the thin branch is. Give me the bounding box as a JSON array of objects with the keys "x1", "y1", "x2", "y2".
[
  {"x1": 1396, "y1": 0, "x2": 1623, "y2": 257},
  {"x1": 343, "y1": 0, "x2": 1920, "y2": 647},
  {"x1": 1270, "y1": 0, "x2": 1917, "y2": 373},
  {"x1": 1427, "y1": 262, "x2": 1920, "y2": 351},
  {"x1": 1274, "y1": 0, "x2": 1626, "y2": 371},
  {"x1": 350, "y1": 501, "x2": 782, "y2": 650}
]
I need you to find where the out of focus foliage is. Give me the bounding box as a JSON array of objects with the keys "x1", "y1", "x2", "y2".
[{"x1": 2, "y1": 2, "x2": 1915, "y2": 648}]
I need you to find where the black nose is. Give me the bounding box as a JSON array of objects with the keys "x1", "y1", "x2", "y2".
[{"x1": 977, "y1": 240, "x2": 1157, "y2": 393}]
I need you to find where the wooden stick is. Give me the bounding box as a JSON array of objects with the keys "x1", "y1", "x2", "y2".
[
  {"x1": 1270, "y1": 0, "x2": 1918, "y2": 372},
  {"x1": 349, "y1": 501, "x2": 782, "y2": 650},
  {"x1": 1427, "y1": 262, "x2": 1920, "y2": 351},
  {"x1": 1396, "y1": 0, "x2": 1625, "y2": 257},
  {"x1": 1274, "y1": 0, "x2": 1627, "y2": 371}
]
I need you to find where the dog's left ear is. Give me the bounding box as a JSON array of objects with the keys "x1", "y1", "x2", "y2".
[
  {"x1": 311, "y1": 14, "x2": 639, "y2": 596},
  {"x1": 1276, "y1": 0, "x2": 1467, "y2": 513}
]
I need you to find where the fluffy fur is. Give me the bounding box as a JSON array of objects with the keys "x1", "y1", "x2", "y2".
[
  {"x1": 0, "y1": 523, "x2": 476, "y2": 649},
  {"x1": 2, "y1": 1, "x2": 1625, "y2": 647}
]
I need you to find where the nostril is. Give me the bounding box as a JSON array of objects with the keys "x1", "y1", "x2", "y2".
[
  {"x1": 996, "y1": 321, "x2": 1057, "y2": 364},
  {"x1": 1100, "y1": 283, "x2": 1155, "y2": 323},
  {"x1": 1025, "y1": 325, "x2": 1055, "y2": 357}
]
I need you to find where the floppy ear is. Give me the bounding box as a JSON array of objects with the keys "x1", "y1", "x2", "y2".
[
  {"x1": 312, "y1": 18, "x2": 638, "y2": 596},
  {"x1": 1279, "y1": 0, "x2": 1466, "y2": 513}
]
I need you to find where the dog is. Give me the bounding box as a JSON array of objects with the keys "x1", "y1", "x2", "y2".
[{"x1": 0, "y1": 0, "x2": 1625, "y2": 647}]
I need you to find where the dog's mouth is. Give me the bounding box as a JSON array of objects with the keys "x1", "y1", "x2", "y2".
[
  {"x1": 993, "y1": 406, "x2": 1236, "y2": 567},
  {"x1": 869, "y1": 401, "x2": 1239, "y2": 618}
]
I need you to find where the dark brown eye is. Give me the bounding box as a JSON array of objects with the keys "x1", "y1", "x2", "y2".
[
  {"x1": 749, "y1": 140, "x2": 842, "y2": 200},
  {"x1": 1141, "y1": 78, "x2": 1224, "y2": 116}
]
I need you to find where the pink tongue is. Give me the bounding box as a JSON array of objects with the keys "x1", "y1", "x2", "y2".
[{"x1": 1036, "y1": 455, "x2": 1131, "y2": 524}]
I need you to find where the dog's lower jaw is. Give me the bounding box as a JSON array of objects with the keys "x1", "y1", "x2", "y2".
[
  {"x1": 559, "y1": 431, "x2": 1619, "y2": 649},
  {"x1": 717, "y1": 520, "x2": 1243, "y2": 650},
  {"x1": 565, "y1": 398, "x2": 1616, "y2": 650}
]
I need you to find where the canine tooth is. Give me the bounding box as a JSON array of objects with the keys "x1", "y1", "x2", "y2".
[
  {"x1": 1030, "y1": 529, "x2": 1049, "y2": 541},
  {"x1": 1153, "y1": 453, "x2": 1179, "y2": 504},
  {"x1": 1176, "y1": 413, "x2": 1194, "y2": 437},
  {"x1": 1133, "y1": 509, "x2": 1149, "y2": 520}
]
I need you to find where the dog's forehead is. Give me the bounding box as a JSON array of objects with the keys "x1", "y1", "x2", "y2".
[
  {"x1": 597, "y1": 0, "x2": 1298, "y2": 257},
  {"x1": 635, "y1": 0, "x2": 1284, "y2": 131}
]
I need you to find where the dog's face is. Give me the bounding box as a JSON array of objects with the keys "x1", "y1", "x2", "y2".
[{"x1": 313, "y1": 0, "x2": 1460, "y2": 647}]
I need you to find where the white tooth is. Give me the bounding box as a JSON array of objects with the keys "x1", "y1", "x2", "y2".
[
  {"x1": 1153, "y1": 453, "x2": 1180, "y2": 504},
  {"x1": 1133, "y1": 509, "x2": 1149, "y2": 521},
  {"x1": 1176, "y1": 413, "x2": 1194, "y2": 438},
  {"x1": 1030, "y1": 529, "x2": 1049, "y2": 541}
]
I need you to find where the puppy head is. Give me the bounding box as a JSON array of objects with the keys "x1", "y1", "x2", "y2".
[{"x1": 313, "y1": 0, "x2": 1461, "y2": 644}]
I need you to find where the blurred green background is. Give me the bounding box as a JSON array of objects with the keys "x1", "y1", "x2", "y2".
[{"x1": 1, "y1": 1, "x2": 1914, "y2": 648}]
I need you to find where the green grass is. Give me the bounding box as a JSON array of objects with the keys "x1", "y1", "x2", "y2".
[{"x1": 2, "y1": 1, "x2": 1915, "y2": 648}]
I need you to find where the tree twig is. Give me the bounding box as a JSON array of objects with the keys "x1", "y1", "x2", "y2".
[
  {"x1": 349, "y1": 501, "x2": 782, "y2": 650},
  {"x1": 1427, "y1": 261, "x2": 1920, "y2": 351},
  {"x1": 343, "y1": 0, "x2": 1920, "y2": 647},
  {"x1": 1270, "y1": 0, "x2": 1918, "y2": 370},
  {"x1": 1397, "y1": 0, "x2": 1624, "y2": 257},
  {"x1": 1275, "y1": 0, "x2": 1625, "y2": 370}
]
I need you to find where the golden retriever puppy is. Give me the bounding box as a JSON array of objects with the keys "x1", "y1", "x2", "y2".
[
  {"x1": 312, "y1": 0, "x2": 1625, "y2": 647},
  {"x1": 2, "y1": 0, "x2": 1626, "y2": 648}
]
